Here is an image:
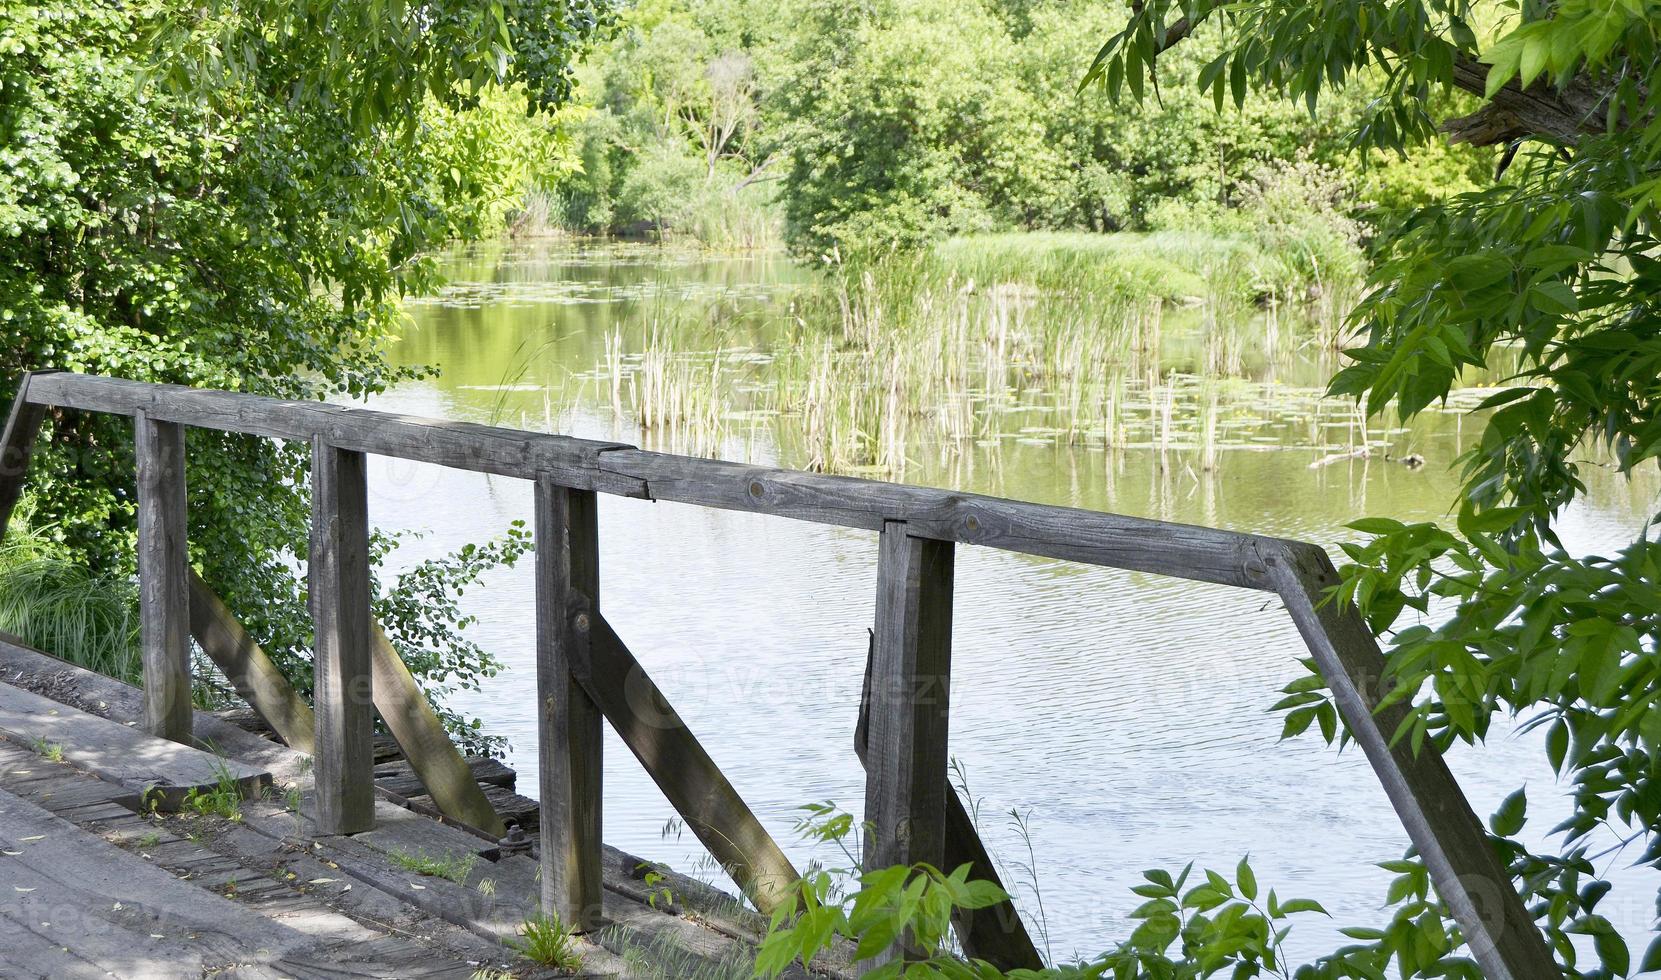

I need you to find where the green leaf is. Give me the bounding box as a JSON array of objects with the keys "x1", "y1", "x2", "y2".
[
  {"x1": 1595, "y1": 927, "x2": 1630, "y2": 975},
  {"x1": 1639, "y1": 933, "x2": 1661, "y2": 973},
  {"x1": 1489, "y1": 788, "x2": 1527, "y2": 837},
  {"x1": 1348, "y1": 517, "x2": 1407, "y2": 535}
]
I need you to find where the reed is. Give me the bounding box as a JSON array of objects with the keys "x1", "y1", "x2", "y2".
[{"x1": 583, "y1": 228, "x2": 1363, "y2": 478}]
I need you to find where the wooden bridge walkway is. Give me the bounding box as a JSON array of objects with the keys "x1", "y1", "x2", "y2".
[
  {"x1": 0, "y1": 633, "x2": 827, "y2": 979},
  {"x1": 0, "y1": 371, "x2": 1563, "y2": 979}
]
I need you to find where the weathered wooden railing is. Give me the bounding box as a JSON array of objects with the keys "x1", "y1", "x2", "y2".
[{"x1": 0, "y1": 371, "x2": 1560, "y2": 979}]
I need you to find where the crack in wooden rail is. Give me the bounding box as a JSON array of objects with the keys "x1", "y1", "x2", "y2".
[{"x1": 0, "y1": 371, "x2": 1562, "y2": 979}]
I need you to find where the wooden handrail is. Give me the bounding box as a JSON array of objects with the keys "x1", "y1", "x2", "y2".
[
  {"x1": 0, "y1": 371, "x2": 1562, "y2": 978},
  {"x1": 20, "y1": 371, "x2": 1286, "y2": 589}
]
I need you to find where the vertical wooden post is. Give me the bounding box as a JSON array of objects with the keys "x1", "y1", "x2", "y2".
[
  {"x1": 135, "y1": 410, "x2": 192, "y2": 743},
  {"x1": 865, "y1": 522, "x2": 954, "y2": 944},
  {"x1": 535, "y1": 478, "x2": 604, "y2": 930},
  {"x1": 310, "y1": 438, "x2": 374, "y2": 835},
  {"x1": 855, "y1": 633, "x2": 1043, "y2": 971},
  {"x1": 0, "y1": 373, "x2": 47, "y2": 543}
]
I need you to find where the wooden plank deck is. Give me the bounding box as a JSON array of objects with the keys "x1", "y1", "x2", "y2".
[
  {"x1": 0, "y1": 640, "x2": 839, "y2": 979},
  {"x1": 0, "y1": 682, "x2": 269, "y2": 809},
  {"x1": 0, "y1": 764, "x2": 501, "y2": 979}
]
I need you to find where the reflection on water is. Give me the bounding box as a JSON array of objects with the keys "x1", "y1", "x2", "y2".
[{"x1": 374, "y1": 241, "x2": 1660, "y2": 961}]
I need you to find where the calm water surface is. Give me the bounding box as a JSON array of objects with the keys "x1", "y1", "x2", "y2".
[{"x1": 370, "y1": 241, "x2": 1661, "y2": 962}]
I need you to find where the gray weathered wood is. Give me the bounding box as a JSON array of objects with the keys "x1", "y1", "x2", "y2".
[
  {"x1": 865, "y1": 522, "x2": 955, "y2": 892},
  {"x1": 22, "y1": 372, "x2": 1287, "y2": 588},
  {"x1": 582, "y1": 612, "x2": 800, "y2": 915},
  {"x1": 0, "y1": 631, "x2": 310, "y2": 785},
  {"x1": 191, "y1": 567, "x2": 503, "y2": 834},
  {"x1": 0, "y1": 371, "x2": 48, "y2": 542},
  {"x1": 593, "y1": 450, "x2": 1283, "y2": 589},
  {"x1": 0, "y1": 681, "x2": 269, "y2": 808},
  {"x1": 24, "y1": 371, "x2": 644, "y2": 497},
  {"x1": 310, "y1": 438, "x2": 374, "y2": 835},
  {"x1": 188, "y1": 569, "x2": 317, "y2": 754},
  {"x1": 535, "y1": 478, "x2": 605, "y2": 930},
  {"x1": 0, "y1": 785, "x2": 310, "y2": 976},
  {"x1": 374, "y1": 755, "x2": 515, "y2": 798},
  {"x1": 10, "y1": 370, "x2": 1565, "y2": 980},
  {"x1": 1271, "y1": 542, "x2": 1559, "y2": 980},
  {"x1": 370, "y1": 619, "x2": 505, "y2": 836},
  {"x1": 855, "y1": 632, "x2": 1042, "y2": 971},
  {"x1": 135, "y1": 410, "x2": 192, "y2": 743}
]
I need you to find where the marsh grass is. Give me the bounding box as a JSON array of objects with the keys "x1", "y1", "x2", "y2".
[
  {"x1": 606, "y1": 924, "x2": 756, "y2": 980},
  {"x1": 677, "y1": 182, "x2": 784, "y2": 252},
  {"x1": 590, "y1": 229, "x2": 1366, "y2": 478}
]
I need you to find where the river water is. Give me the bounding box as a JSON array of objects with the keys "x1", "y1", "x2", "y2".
[{"x1": 369, "y1": 240, "x2": 1660, "y2": 963}]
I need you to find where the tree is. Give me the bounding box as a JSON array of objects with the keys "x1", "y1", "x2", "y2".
[
  {"x1": 0, "y1": 0, "x2": 606, "y2": 749},
  {"x1": 775, "y1": 0, "x2": 1053, "y2": 256},
  {"x1": 1084, "y1": 0, "x2": 1661, "y2": 974}
]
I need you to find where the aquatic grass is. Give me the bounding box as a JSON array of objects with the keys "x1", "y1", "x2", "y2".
[
  {"x1": 605, "y1": 924, "x2": 756, "y2": 980},
  {"x1": 675, "y1": 181, "x2": 784, "y2": 252},
  {"x1": 581, "y1": 228, "x2": 1367, "y2": 478}
]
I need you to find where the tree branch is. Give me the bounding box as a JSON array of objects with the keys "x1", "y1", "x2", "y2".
[
  {"x1": 1146, "y1": 14, "x2": 1607, "y2": 147},
  {"x1": 1442, "y1": 54, "x2": 1607, "y2": 146}
]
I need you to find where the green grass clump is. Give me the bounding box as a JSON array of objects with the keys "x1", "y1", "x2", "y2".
[
  {"x1": 181, "y1": 762, "x2": 247, "y2": 821},
  {"x1": 30, "y1": 736, "x2": 64, "y2": 762},
  {"x1": 388, "y1": 847, "x2": 478, "y2": 883},
  {"x1": 510, "y1": 909, "x2": 584, "y2": 970}
]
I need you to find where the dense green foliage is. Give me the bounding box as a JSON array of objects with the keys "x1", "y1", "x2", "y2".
[
  {"x1": 542, "y1": 0, "x2": 1484, "y2": 255},
  {"x1": 0, "y1": 0, "x2": 603, "y2": 749}
]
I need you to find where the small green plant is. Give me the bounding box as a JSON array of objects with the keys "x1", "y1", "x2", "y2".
[
  {"x1": 469, "y1": 970, "x2": 517, "y2": 980},
  {"x1": 640, "y1": 863, "x2": 675, "y2": 910},
  {"x1": 756, "y1": 861, "x2": 1009, "y2": 977},
  {"x1": 388, "y1": 847, "x2": 477, "y2": 884},
  {"x1": 510, "y1": 909, "x2": 583, "y2": 970},
  {"x1": 134, "y1": 831, "x2": 162, "y2": 849},
  {"x1": 756, "y1": 854, "x2": 1335, "y2": 980},
  {"x1": 30, "y1": 737, "x2": 63, "y2": 763},
  {"x1": 180, "y1": 762, "x2": 246, "y2": 821}
]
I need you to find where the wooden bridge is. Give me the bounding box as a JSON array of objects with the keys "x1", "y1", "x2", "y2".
[{"x1": 0, "y1": 371, "x2": 1561, "y2": 979}]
